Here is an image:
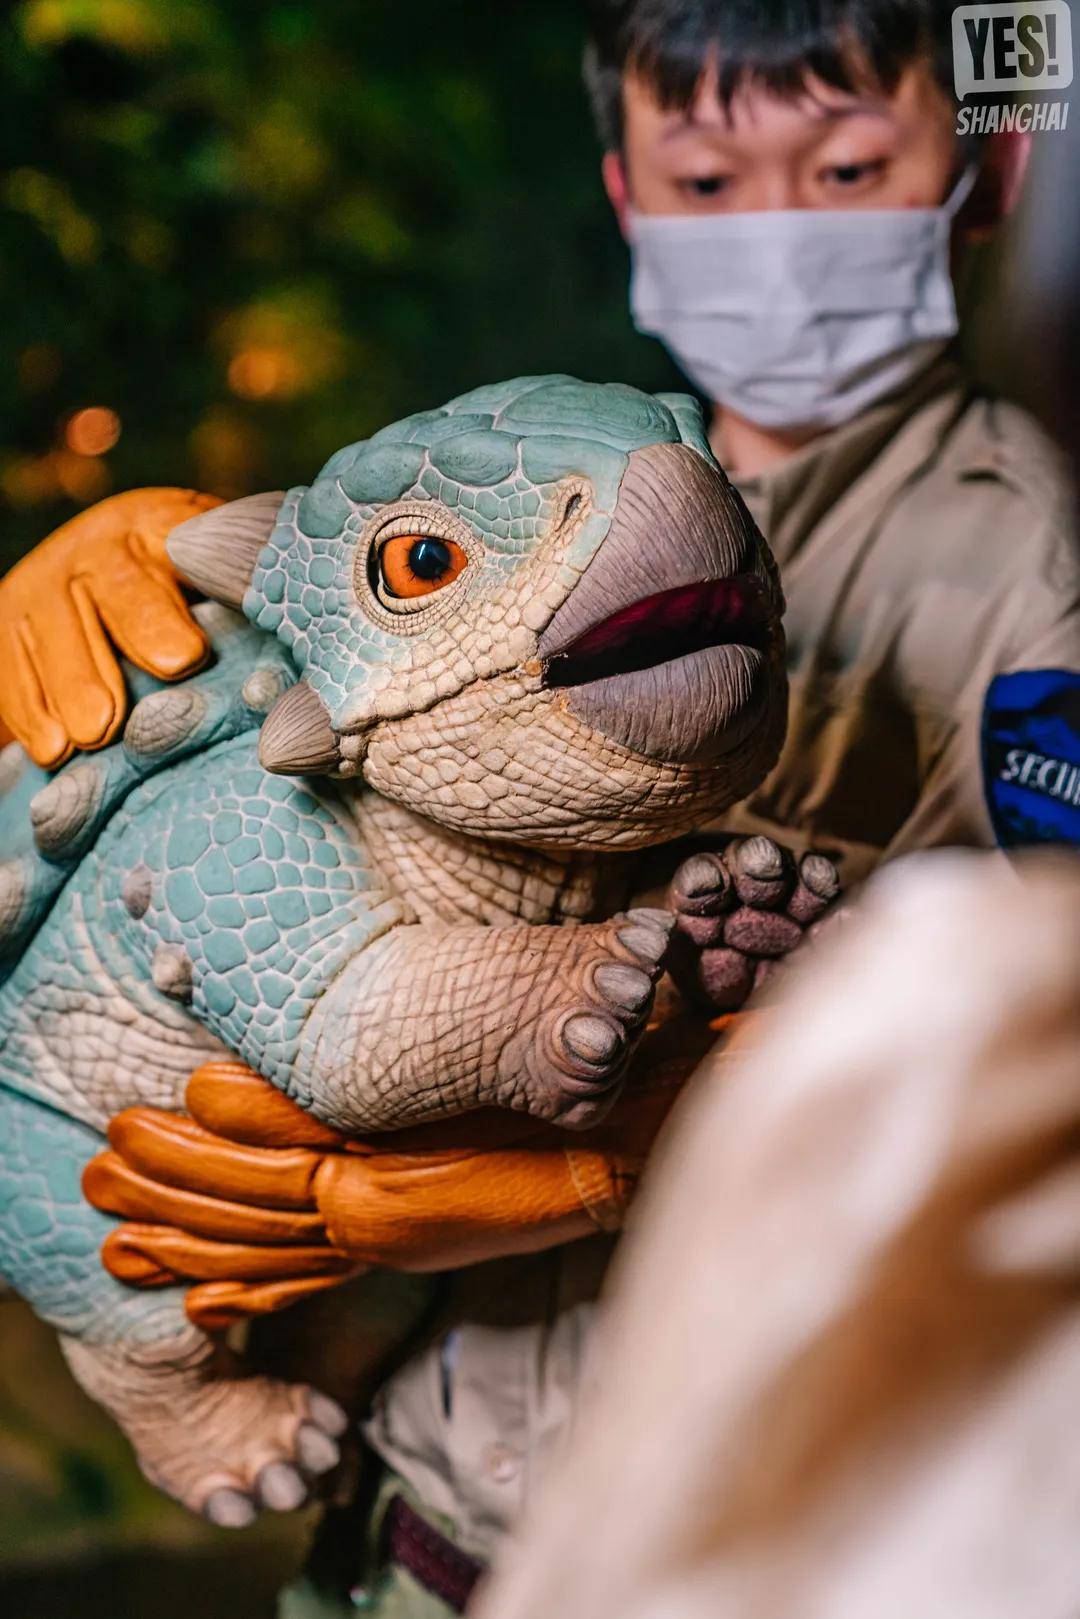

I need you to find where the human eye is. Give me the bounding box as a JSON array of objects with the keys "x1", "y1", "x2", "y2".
[
  {"x1": 819, "y1": 157, "x2": 888, "y2": 193},
  {"x1": 676, "y1": 174, "x2": 732, "y2": 201}
]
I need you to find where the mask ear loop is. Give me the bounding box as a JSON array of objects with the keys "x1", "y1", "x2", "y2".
[{"x1": 945, "y1": 163, "x2": 980, "y2": 219}]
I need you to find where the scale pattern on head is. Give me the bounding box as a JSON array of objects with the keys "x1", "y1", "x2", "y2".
[{"x1": 243, "y1": 376, "x2": 714, "y2": 769}]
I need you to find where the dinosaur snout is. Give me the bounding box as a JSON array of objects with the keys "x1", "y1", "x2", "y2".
[{"x1": 538, "y1": 442, "x2": 783, "y2": 765}]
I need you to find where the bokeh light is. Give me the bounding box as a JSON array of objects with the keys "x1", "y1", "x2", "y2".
[
  {"x1": 53, "y1": 448, "x2": 110, "y2": 500},
  {"x1": 1, "y1": 449, "x2": 110, "y2": 506},
  {"x1": 227, "y1": 347, "x2": 302, "y2": 401},
  {"x1": 64, "y1": 406, "x2": 121, "y2": 456},
  {"x1": 0, "y1": 0, "x2": 652, "y2": 577},
  {"x1": 190, "y1": 406, "x2": 259, "y2": 498}
]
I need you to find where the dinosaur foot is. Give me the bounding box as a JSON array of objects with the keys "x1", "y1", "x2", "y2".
[
  {"x1": 62, "y1": 1328, "x2": 348, "y2": 1525},
  {"x1": 669, "y1": 836, "x2": 841, "y2": 1012},
  {"x1": 502, "y1": 907, "x2": 675, "y2": 1129}
]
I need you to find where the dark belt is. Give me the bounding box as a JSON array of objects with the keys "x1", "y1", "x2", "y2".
[{"x1": 382, "y1": 1492, "x2": 487, "y2": 1614}]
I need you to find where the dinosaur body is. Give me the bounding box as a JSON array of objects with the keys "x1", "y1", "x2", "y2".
[{"x1": 0, "y1": 377, "x2": 786, "y2": 1520}]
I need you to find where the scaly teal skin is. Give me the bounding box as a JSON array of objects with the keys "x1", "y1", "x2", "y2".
[
  {"x1": 0, "y1": 606, "x2": 297, "y2": 977},
  {"x1": 0, "y1": 607, "x2": 311, "y2": 1337},
  {"x1": 0, "y1": 376, "x2": 783, "y2": 1518}
]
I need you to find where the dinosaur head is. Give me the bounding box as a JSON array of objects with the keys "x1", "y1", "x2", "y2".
[{"x1": 168, "y1": 377, "x2": 785, "y2": 850}]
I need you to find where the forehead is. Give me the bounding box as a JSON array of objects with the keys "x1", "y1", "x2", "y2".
[
  {"x1": 623, "y1": 57, "x2": 949, "y2": 156},
  {"x1": 293, "y1": 375, "x2": 681, "y2": 551}
]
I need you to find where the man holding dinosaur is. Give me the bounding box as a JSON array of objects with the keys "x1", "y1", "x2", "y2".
[{"x1": 1, "y1": 3, "x2": 1078, "y2": 1613}]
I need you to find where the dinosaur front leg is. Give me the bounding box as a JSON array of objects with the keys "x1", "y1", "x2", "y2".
[{"x1": 295, "y1": 909, "x2": 675, "y2": 1133}]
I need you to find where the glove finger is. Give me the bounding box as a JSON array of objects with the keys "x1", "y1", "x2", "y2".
[
  {"x1": 186, "y1": 1061, "x2": 345, "y2": 1149},
  {"x1": 0, "y1": 619, "x2": 72, "y2": 767},
  {"x1": 121, "y1": 487, "x2": 223, "y2": 566},
  {"x1": 185, "y1": 1273, "x2": 362, "y2": 1334},
  {"x1": 107, "y1": 1106, "x2": 322, "y2": 1208},
  {"x1": 25, "y1": 582, "x2": 126, "y2": 749},
  {"x1": 101, "y1": 1223, "x2": 356, "y2": 1285},
  {"x1": 87, "y1": 545, "x2": 209, "y2": 680},
  {"x1": 82, "y1": 1150, "x2": 328, "y2": 1244}
]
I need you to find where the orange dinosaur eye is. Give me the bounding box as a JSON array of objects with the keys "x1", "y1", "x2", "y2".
[{"x1": 377, "y1": 534, "x2": 468, "y2": 599}]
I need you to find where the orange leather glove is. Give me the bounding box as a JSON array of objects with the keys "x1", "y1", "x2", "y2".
[
  {"x1": 0, "y1": 488, "x2": 219, "y2": 768},
  {"x1": 85, "y1": 1016, "x2": 722, "y2": 1334}
]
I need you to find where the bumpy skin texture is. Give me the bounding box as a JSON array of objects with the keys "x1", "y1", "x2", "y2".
[{"x1": 0, "y1": 377, "x2": 787, "y2": 1521}]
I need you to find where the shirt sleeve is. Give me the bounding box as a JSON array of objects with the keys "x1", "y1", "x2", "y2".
[{"x1": 885, "y1": 517, "x2": 1080, "y2": 859}]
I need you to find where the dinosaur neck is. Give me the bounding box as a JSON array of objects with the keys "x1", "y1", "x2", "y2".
[{"x1": 355, "y1": 792, "x2": 632, "y2": 928}]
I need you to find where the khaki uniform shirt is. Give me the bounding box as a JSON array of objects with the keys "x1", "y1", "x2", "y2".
[
  {"x1": 724, "y1": 357, "x2": 1080, "y2": 881},
  {"x1": 363, "y1": 360, "x2": 1080, "y2": 1560}
]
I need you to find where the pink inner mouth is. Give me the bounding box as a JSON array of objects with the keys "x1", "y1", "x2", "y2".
[{"x1": 542, "y1": 575, "x2": 768, "y2": 689}]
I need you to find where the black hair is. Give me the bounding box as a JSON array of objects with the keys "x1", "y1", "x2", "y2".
[{"x1": 583, "y1": 1, "x2": 956, "y2": 148}]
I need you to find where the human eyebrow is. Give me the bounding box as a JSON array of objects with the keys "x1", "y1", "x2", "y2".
[
  {"x1": 657, "y1": 95, "x2": 892, "y2": 145},
  {"x1": 658, "y1": 114, "x2": 737, "y2": 146},
  {"x1": 800, "y1": 96, "x2": 894, "y2": 124}
]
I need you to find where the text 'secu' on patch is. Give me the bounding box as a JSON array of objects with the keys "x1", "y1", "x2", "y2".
[{"x1": 982, "y1": 669, "x2": 1080, "y2": 848}]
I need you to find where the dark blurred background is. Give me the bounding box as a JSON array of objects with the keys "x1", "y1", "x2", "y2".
[
  {"x1": 0, "y1": 0, "x2": 684, "y2": 575},
  {"x1": 0, "y1": 1, "x2": 1018, "y2": 1612}
]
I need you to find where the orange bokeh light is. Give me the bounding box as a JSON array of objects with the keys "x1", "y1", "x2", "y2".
[
  {"x1": 65, "y1": 406, "x2": 121, "y2": 457},
  {"x1": 227, "y1": 346, "x2": 302, "y2": 400},
  {"x1": 1, "y1": 449, "x2": 111, "y2": 507},
  {"x1": 54, "y1": 449, "x2": 110, "y2": 502}
]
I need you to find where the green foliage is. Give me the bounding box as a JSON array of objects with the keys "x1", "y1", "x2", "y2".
[{"x1": 0, "y1": 0, "x2": 680, "y2": 570}]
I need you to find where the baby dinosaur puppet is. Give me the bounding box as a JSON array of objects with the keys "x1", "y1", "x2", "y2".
[{"x1": 0, "y1": 376, "x2": 818, "y2": 1526}]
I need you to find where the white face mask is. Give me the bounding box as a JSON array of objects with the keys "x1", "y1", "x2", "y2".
[{"x1": 629, "y1": 169, "x2": 976, "y2": 432}]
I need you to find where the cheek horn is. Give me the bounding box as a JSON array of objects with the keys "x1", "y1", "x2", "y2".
[
  {"x1": 166, "y1": 491, "x2": 285, "y2": 609},
  {"x1": 169, "y1": 493, "x2": 343, "y2": 776},
  {"x1": 259, "y1": 679, "x2": 343, "y2": 775}
]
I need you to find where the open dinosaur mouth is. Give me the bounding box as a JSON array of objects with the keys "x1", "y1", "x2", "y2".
[
  {"x1": 539, "y1": 574, "x2": 778, "y2": 765},
  {"x1": 542, "y1": 576, "x2": 769, "y2": 688}
]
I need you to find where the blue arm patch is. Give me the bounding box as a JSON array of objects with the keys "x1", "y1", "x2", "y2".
[{"x1": 981, "y1": 669, "x2": 1080, "y2": 848}]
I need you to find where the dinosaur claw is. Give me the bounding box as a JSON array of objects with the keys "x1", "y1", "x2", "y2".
[
  {"x1": 560, "y1": 1011, "x2": 625, "y2": 1070},
  {"x1": 729, "y1": 835, "x2": 793, "y2": 907},
  {"x1": 296, "y1": 1422, "x2": 341, "y2": 1476},
  {"x1": 616, "y1": 906, "x2": 676, "y2": 969},
  {"x1": 204, "y1": 1487, "x2": 256, "y2": 1529},
  {"x1": 592, "y1": 962, "x2": 653, "y2": 1015},
  {"x1": 256, "y1": 1461, "x2": 308, "y2": 1512},
  {"x1": 669, "y1": 852, "x2": 733, "y2": 913},
  {"x1": 306, "y1": 1390, "x2": 349, "y2": 1437}
]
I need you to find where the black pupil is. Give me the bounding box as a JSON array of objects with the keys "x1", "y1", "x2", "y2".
[{"x1": 408, "y1": 538, "x2": 451, "y2": 580}]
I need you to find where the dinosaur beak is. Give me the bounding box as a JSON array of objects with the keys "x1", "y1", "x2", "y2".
[
  {"x1": 538, "y1": 442, "x2": 783, "y2": 765},
  {"x1": 167, "y1": 491, "x2": 284, "y2": 610}
]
